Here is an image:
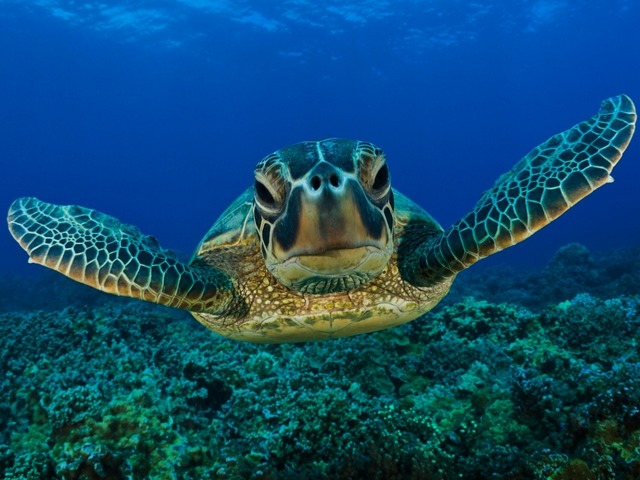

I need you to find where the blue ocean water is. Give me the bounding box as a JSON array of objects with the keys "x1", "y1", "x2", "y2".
[
  {"x1": 1, "y1": 1, "x2": 639, "y2": 277},
  {"x1": 2, "y1": 3, "x2": 640, "y2": 478}
]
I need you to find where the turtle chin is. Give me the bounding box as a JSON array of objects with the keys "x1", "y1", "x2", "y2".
[
  {"x1": 268, "y1": 245, "x2": 391, "y2": 294},
  {"x1": 293, "y1": 273, "x2": 373, "y2": 294}
]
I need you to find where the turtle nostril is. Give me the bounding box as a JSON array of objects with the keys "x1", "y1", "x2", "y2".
[
  {"x1": 310, "y1": 175, "x2": 321, "y2": 191},
  {"x1": 329, "y1": 173, "x2": 340, "y2": 188}
]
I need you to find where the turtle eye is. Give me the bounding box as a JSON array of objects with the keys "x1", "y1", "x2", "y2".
[
  {"x1": 366, "y1": 161, "x2": 391, "y2": 200},
  {"x1": 254, "y1": 153, "x2": 288, "y2": 215},
  {"x1": 254, "y1": 180, "x2": 278, "y2": 211},
  {"x1": 372, "y1": 163, "x2": 389, "y2": 192},
  {"x1": 357, "y1": 146, "x2": 391, "y2": 199}
]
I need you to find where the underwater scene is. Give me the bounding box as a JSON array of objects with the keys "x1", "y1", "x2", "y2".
[{"x1": 1, "y1": 1, "x2": 640, "y2": 478}]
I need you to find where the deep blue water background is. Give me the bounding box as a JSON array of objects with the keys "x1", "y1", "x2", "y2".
[{"x1": 1, "y1": 0, "x2": 639, "y2": 278}]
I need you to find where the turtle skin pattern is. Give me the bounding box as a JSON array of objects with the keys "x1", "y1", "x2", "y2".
[
  {"x1": 7, "y1": 199, "x2": 238, "y2": 314},
  {"x1": 403, "y1": 94, "x2": 637, "y2": 286},
  {"x1": 5, "y1": 94, "x2": 637, "y2": 328}
]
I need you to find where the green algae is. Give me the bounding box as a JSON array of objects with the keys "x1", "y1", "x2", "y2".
[{"x1": 0, "y1": 245, "x2": 639, "y2": 479}]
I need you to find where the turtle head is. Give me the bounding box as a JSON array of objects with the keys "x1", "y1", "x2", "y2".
[{"x1": 253, "y1": 139, "x2": 395, "y2": 294}]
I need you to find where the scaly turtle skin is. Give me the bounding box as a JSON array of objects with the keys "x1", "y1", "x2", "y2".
[{"x1": 7, "y1": 95, "x2": 636, "y2": 343}]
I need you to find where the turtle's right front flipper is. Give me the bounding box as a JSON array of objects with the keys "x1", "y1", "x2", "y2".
[
  {"x1": 402, "y1": 94, "x2": 636, "y2": 286},
  {"x1": 7, "y1": 197, "x2": 238, "y2": 314}
]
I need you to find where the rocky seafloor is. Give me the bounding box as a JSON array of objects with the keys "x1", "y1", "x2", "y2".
[{"x1": 1, "y1": 243, "x2": 639, "y2": 479}]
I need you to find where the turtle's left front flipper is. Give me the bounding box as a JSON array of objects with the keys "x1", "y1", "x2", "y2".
[
  {"x1": 8, "y1": 197, "x2": 239, "y2": 314},
  {"x1": 404, "y1": 94, "x2": 636, "y2": 286}
]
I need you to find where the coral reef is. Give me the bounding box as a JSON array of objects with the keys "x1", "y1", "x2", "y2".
[
  {"x1": 448, "y1": 243, "x2": 640, "y2": 310},
  {"x1": 0, "y1": 243, "x2": 639, "y2": 479}
]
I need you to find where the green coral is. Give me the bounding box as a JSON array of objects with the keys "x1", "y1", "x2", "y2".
[{"x1": 1, "y1": 247, "x2": 639, "y2": 479}]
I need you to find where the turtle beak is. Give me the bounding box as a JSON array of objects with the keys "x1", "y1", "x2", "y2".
[{"x1": 273, "y1": 162, "x2": 389, "y2": 263}]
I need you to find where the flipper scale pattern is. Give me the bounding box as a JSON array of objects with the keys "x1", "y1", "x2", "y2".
[
  {"x1": 7, "y1": 197, "x2": 237, "y2": 314},
  {"x1": 408, "y1": 94, "x2": 636, "y2": 285}
]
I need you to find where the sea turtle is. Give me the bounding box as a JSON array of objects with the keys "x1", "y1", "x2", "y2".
[{"x1": 7, "y1": 95, "x2": 636, "y2": 343}]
